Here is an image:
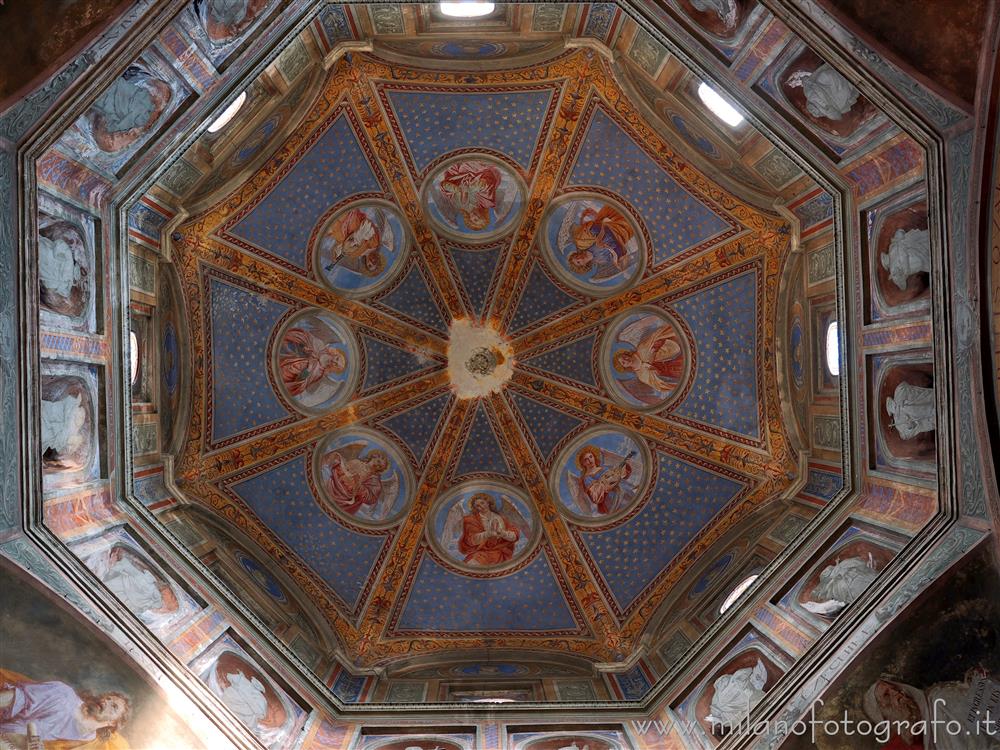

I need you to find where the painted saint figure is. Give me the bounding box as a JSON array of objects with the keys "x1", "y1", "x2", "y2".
[
  {"x1": 562, "y1": 204, "x2": 636, "y2": 282},
  {"x1": 319, "y1": 207, "x2": 393, "y2": 278},
  {"x1": 881, "y1": 227, "x2": 931, "y2": 291},
  {"x1": 436, "y1": 160, "x2": 503, "y2": 232},
  {"x1": 885, "y1": 381, "x2": 935, "y2": 440},
  {"x1": 0, "y1": 669, "x2": 132, "y2": 749},
  {"x1": 705, "y1": 659, "x2": 768, "y2": 733},
  {"x1": 40, "y1": 384, "x2": 90, "y2": 472},
  {"x1": 207, "y1": 656, "x2": 287, "y2": 748},
  {"x1": 38, "y1": 220, "x2": 89, "y2": 319},
  {"x1": 87, "y1": 547, "x2": 179, "y2": 626},
  {"x1": 319, "y1": 443, "x2": 398, "y2": 519},
  {"x1": 801, "y1": 553, "x2": 879, "y2": 617},
  {"x1": 443, "y1": 493, "x2": 530, "y2": 567},
  {"x1": 689, "y1": 0, "x2": 738, "y2": 28},
  {"x1": 863, "y1": 669, "x2": 1000, "y2": 750},
  {"x1": 787, "y1": 63, "x2": 860, "y2": 121},
  {"x1": 611, "y1": 313, "x2": 684, "y2": 406},
  {"x1": 85, "y1": 65, "x2": 172, "y2": 153},
  {"x1": 195, "y1": 0, "x2": 270, "y2": 43},
  {"x1": 277, "y1": 326, "x2": 346, "y2": 399}
]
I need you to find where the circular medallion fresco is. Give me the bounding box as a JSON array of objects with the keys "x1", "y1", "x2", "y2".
[
  {"x1": 540, "y1": 192, "x2": 646, "y2": 296},
  {"x1": 234, "y1": 548, "x2": 288, "y2": 604},
  {"x1": 313, "y1": 199, "x2": 409, "y2": 297},
  {"x1": 313, "y1": 427, "x2": 414, "y2": 529},
  {"x1": 599, "y1": 307, "x2": 690, "y2": 410},
  {"x1": 271, "y1": 310, "x2": 359, "y2": 414},
  {"x1": 550, "y1": 427, "x2": 652, "y2": 524},
  {"x1": 421, "y1": 154, "x2": 525, "y2": 243},
  {"x1": 427, "y1": 482, "x2": 540, "y2": 573}
]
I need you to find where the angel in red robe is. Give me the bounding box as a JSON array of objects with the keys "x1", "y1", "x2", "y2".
[
  {"x1": 444, "y1": 493, "x2": 530, "y2": 567},
  {"x1": 320, "y1": 444, "x2": 396, "y2": 518},
  {"x1": 612, "y1": 314, "x2": 684, "y2": 405},
  {"x1": 436, "y1": 161, "x2": 505, "y2": 232},
  {"x1": 277, "y1": 326, "x2": 347, "y2": 399}
]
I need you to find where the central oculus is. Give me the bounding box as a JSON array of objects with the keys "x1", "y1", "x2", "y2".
[{"x1": 447, "y1": 319, "x2": 514, "y2": 398}]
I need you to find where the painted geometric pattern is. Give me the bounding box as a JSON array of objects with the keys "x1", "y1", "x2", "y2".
[
  {"x1": 569, "y1": 108, "x2": 733, "y2": 265},
  {"x1": 226, "y1": 112, "x2": 380, "y2": 269},
  {"x1": 227, "y1": 454, "x2": 388, "y2": 613},
  {"x1": 578, "y1": 452, "x2": 745, "y2": 614},
  {"x1": 672, "y1": 269, "x2": 761, "y2": 439},
  {"x1": 173, "y1": 49, "x2": 794, "y2": 666},
  {"x1": 383, "y1": 89, "x2": 555, "y2": 171},
  {"x1": 395, "y1": 551, "x2": 580, "y2": 633},
  {"x1": 208, "y1": 277, "x2": 291, "y2": 443}
]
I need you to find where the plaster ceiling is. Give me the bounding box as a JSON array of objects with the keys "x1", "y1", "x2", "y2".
[{"x1": 165, "y1": 36, "x2": 798, "y2": 669}]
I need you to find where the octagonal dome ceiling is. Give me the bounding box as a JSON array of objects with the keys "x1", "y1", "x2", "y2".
[{"x1": 161, "y1": 29, "x2": 801, "y2": 671}]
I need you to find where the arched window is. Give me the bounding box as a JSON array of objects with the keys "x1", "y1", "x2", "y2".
[
  {"x1": 719, "y1": 574, "x2": 759, "y2": 615},
  {"x1": 129, "y1": 330, "x2": 140, "y2": 385},
  {"x1": 825, "y1": 321, "x2": 840, "y2": 377},
  {"x1": 439, "y1": 2, "x2": 495, "y2": 17},
  {"x1": 697, "y1": 82, "x2": 744, "y2": 127},
  {"x1": 207, "y1": 91, "x2": 247, "y2": 133}
]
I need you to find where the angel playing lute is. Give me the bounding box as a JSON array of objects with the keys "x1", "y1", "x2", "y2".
[{"x1": 568, "y1": 445, "x2": 638, "y2": 517}]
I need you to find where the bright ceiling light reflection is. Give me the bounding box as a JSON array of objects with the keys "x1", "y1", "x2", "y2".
[
  {"x1": 439, "y1": 1, "x2": 495, "y2": 18},
  {"x1": 697, "y1": 82, "x2": 744, "y2": 127},
  {"x1": 826, "y1": 321, "x2": 840, "y2": 377},
  {"x1": 207, "y1": 91, "x2": 247, "y2": 133},
  {"x1": 719, "y1": 574, "x2": 759, "y2": 615}
]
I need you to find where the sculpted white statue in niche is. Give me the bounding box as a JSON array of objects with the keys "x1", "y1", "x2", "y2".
[
  {"x1": 705, "y1": 658, "x2": 768, "y2": 732},
  {"x1": 689, "y1": 0, "x2": 738, "y2": 29},
  {"x1": 40, "y1": 392, "x2": 88, "y2": 467},
  {"x1": 885, "y1": 381, "x2": 935, "y2": 440},
  {"x1": 788, "y1": 63, "x2": 860, "y2": 120},
  {"x1": 802, "y1": 553, "x2": 879, "y2": 616},
  {"x1": 881, "y1": 228, "x2": 931, "y2": 291}
]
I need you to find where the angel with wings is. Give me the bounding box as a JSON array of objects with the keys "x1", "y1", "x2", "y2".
[
  {"x1": 435, "y1": 160, "x2": 511, "y2": 232},
  {"x1": 443, "y1": 492, "x2": 531, "y2": 567},
  {"x1": 320, "y1": 207, "x2": 393, "y2": 278},
  {"x1": 320, "y1": 443, "x2": 399, "y2": 520},
  {"x1": 559, "y1": 202, "x2": 637, "y2": 284},
  {"x1": 568, "y1": 444, "x2": 638, "y2": 517},
  {"x1": 277, "y1": 320, "x2": 347, "y2": 404},
  {"x1": 611, "y1": 314, "x2": 683, "y2": 405}
]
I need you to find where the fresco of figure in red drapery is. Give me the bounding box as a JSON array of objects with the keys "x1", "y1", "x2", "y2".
[
  {"x1": 320, "y1": 446, "x2": 391, "y2": 516},
  {"x1": 567, "y1": 204, "x2": 635, "y2": 276},
  {"x1": 438, "y1": 161, "x2": 502, "y2": 231},
  {"x1": 322, "y1": 208, "x2": 388, "y2": 277},
  {"x1": 277, "y1": 327, "x2": 346, "y2": 397},
  {"x1": 610, "y1": 313, "x2": 685, "y2": 406},
  {"x1": 442, "y1": 493, "x2": 531, "y2": 567}
]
